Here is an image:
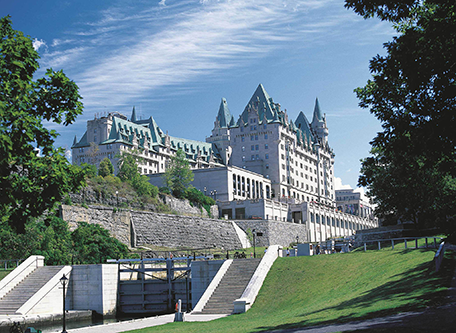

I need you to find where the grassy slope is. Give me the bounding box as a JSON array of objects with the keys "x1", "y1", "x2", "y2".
[
  {"x1": 0, "y1": 270, "x2": 11, "y2": 281},
  {"x1": 128, "y1": 247, "x2": 455, "y2": 333}
]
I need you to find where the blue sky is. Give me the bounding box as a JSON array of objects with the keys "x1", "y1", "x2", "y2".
[{"x1": 2, "y1": 0, "x2": 395, "y2": 190}]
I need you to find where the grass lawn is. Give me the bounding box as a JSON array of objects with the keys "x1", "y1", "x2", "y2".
[
  {"x1": 125, "y1": 247, "x2": 455, "y2": 333},
  {"x1": 0, "y1": 269, "x2": 12, "y2": 281}
]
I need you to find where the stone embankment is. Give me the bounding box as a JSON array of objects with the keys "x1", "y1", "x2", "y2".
[{"x1": 60, "y1": 205, "x2": 242, "y2": 250}]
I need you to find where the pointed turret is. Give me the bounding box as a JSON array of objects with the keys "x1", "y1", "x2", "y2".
[
  {"x1": 311, "y1": 98, "x2": 323, "y2": 125},
  {"x1": 216, "y1": 98, "x2": 233, "y2": 128},
  {"x1": 73, "y1": 135, "x2": 77, "y2": 146},
  {"x1": 310, "y1": 98, "x2": 329, "y2": 146},
  {"x1": 131, "y1": 106, "x2": 137, "y2": 123}
]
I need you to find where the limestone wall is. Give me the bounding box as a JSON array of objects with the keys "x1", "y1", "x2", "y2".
[
  {"x1": 60, "y1": 205, "x2": 241, "y2": 250},
  {"x1": 60, "y1": 205, "x2": 132, "y2": 246},
  {"x1": 133, "y1": 211, "x2": 242, "y2": 249},
  {"x1": 234, "y1": 220, "x2": 309, "y2": 247}
]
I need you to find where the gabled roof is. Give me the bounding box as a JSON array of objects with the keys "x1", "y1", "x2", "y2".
[
  {"x1": 71, "y1": 131, "x2": 88, "y2": 148},
  {"x1": 238, "y1": 84, "x2": 277, "y2": 126},
  {"x1": 295, "y1": 111, "x2": 314, "y2": 143}
]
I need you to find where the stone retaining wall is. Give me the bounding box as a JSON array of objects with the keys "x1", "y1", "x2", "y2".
[
  {"x1": 133, "y1": 211, "x2": 242, "y2": 249},
  {"x1": 234, "y1": 220, "x2": 309, "y2": 247}
]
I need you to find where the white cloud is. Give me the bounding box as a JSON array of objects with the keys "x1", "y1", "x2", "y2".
[
  {"x1": 32, "y1": 38, "x2": 46, "y2": 51},
  {"x1": 334, "y1": 177, "x2": 352, "y2": 190},
  {"x1": 159, "y1": 0, "x2": 166, "y2": 6}
]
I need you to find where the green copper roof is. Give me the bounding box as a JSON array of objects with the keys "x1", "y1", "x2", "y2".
[
  {"x1": 238, "y1": 84, "x2": 277, "y2": 126},
  {"x1": 312, "y1": 98, "x2": 323, "y2": 124},
  {"x1": 295, "y1": 111, "x2": 314, "y2": 143},
  {"x1": 131, "y1": 106, "x2": 137, "y2": 122},
  {"x1": 71, "y1": 131, "x2": 88, "y2": 148},
  {"x1": 216, "y1": 98, "x2": 234, "y2": 128}
]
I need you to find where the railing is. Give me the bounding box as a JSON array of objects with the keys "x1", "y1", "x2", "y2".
[
  {"x1": 434, "y1": 241, "x2": 445, "y2": 272},
  {"x1": 360, "y1": 236, "x2": 442, "y2": 252},
  {"x1": 0, "y1": 259, "x2": 22, "y2": 270}
]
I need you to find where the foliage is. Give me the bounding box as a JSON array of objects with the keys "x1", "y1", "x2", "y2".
[
  {"x1": 163, "y1": 149, "x2": 194, "y2": 198},
  {"x1": 0, "y1": 217, "x2": 130, "y2": 265},
  {"x1": 0, "y1": 16, "x2": 84, "y2": 233},
  {"x1": 71, "y1": 221, "x2": 129, "y2": 264},
  {"x1": 185, "y1": 186, "x2": 215, "y2": 215},
  {"x1": 98, "y1": 157, "x2": 114, "y2": 177},
  {"x1": 81, "y1": 163, "x2": 97, "y2": 178},
  {"x1": 159, "y1": 186, "x2": 171, "y2": 195},
  {"x1": 116, "y1": 150, "x2": 158, "y2": 198},
  {"x1": 344, "y1": 1, "x2": 456, "y2": 233}
]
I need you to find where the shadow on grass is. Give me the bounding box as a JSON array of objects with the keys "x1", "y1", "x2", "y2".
[{"x1": 254, "y1": 250, "x2": 455, "y2": 333}]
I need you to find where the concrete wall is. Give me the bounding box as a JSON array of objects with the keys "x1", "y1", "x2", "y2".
[
  {"x1": 0, "y1": 256, "x2": 44, "y2": 299},
  {"x1": 70, "y1": 264, "x2": 118, "y2": 316},
  {"x1": 234, "y1": 220, "x2": 308, "y2": 247},
  {"x1": 191, "y1": 260, "x2": 224, "y2": 308}
]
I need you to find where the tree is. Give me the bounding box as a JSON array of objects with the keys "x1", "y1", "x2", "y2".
[
  {"x1": 71, "y1": 222, "x2": 129, "y2": 264},
  {"x1": 163, "y1": 149, "x2": 194, "y2": 198},
  {"x1": 0, "y1": 16, "x2": 84, "y2": 233},
  {"x1": 98, "y1": 157, "x2": 114, "y2": 177},
  {"x1": 345, "y1": 1, "x2": 456, "y2": 233}
]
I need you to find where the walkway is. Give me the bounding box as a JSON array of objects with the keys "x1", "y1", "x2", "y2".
[{"x1": 67, "y1": 314, "x2": 227, "y2": 333}]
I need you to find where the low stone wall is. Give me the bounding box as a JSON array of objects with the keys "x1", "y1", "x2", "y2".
[
  {"x1": 234, "y1": 220, "x2": 308, "y2": 247},
  {"x1": 133, "y1": 211, "x2": 242, "y2": 249}
]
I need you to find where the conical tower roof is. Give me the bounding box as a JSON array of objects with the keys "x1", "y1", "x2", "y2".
[
  {"x1": 238, "y1": 84, "x2": 276, "y2": 125},
  {"x1": 131, "y1": 106, "x2": 137, "y2": 122},
  {"x1": 312, "y1": 98, "x2": 323, "y2": 124},
  {"x1": 216, "y1": 98, "x2": 234, "y2": 128}
]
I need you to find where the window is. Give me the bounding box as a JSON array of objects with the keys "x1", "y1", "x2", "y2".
[
  {"x1": 263, "y1": 124, "x2": 267, "y2": 129},
  {"x1": 265, "y1": 144, "x2": 268, "y2": 149},
  {"x1": 242, "y1": 146, "x2": 245, "y2": 151},
  {"x1": 241, "y1": 127, "x2": 244, "y2": 132},
  {"x1": 254, "y1": 125, "x2": 257, "y2": 130},
  {"x1": 251, "y1": 135, "x2": 254, "y2": 141},
  {"x1": 255, "y1": 135, "x2": 258, "y2": 140},
  {"x1": 265, "y1": 133, "x2": 268, "y2": 139},
  {"x1": 251, "y1": 145, "x2": 254, "y2": 151},
  {"x1": 281, "y1": 154, "x2": 285, "y2": 159},
  {"x1": 266, "y1": 164, "x2": 269, "y2": 169},
  {"x1": 251, "y1": 155, "x2": 255, "y2": 160},
  {"x1": 256, "y1": 154, "x2": 259, "y2": 159},
  {"x1": 282, "y1": 164, "x2": 285, "y2": 170},
  {"x1": 265, "y1": 153, "x2": 269, "y2": 159},
  {"x1": 250, "y1": 125, "x2": 254, "y2": 131},
  {"x1": 255, "y1": 145, "x2": 259, "y2": 150},
  {"x1": 242, "y1": 156, "x2": 245, "y2": 162},
  {"x1": 241, "y1": 136, "x2": 245, "y2": 142}
]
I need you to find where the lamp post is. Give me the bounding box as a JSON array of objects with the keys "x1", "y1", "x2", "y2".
[
  {"x1": 214, "y1": 190, "x2": 217, "y2": 201},
  {"x1": 204, "y1": 187, "x2": 207, "y2": 196},
  {"x1": 252, "y1": 229, "x2": 256, "y2": 258},
  {"x1": 116, "y1": 190, "x2": 119, "y2": 207},
  {"x1": 296, "y1": 235, "x2": 299, "y2": 245},
  {"x1": 60, "y1": 274, "x2": 68, "y2": 333}
]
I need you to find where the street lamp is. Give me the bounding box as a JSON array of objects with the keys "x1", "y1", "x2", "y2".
[
  {"x1": 252, "y1": 229, "x2": 256, "y2": 258},
  {"x1": 214, "y1": 190, "x2": 217, "y2": 201},
  {"x1": 60, "y1": 274, "x2": 68, "y2": 333},
  {"x1": 296, "y1": 235, "x2": 299, "y2": 245},
  {"x1": 204, "y1": 187, "x2": 207, "y2": 196},
  {"x1": 116, "y1": 190, "x2": 119, "y2": 207}
]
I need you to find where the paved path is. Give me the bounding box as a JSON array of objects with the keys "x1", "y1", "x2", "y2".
[{"x1": 67, "y1": 314, "x2": 227, "y2": 333}]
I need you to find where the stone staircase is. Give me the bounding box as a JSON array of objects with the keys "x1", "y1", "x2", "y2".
[
  {"x1": 0, "y1": 266, "x2": 64, "y2": 315},
  {"x1": 197, "y1": 258, "x2": 261, "y2": 314}
]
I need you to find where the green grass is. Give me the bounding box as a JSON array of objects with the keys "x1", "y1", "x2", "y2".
[
  {"x1": 125, "y1": 248, "x2": 455, "y2": 333},
  {"x1": 0, "y1": 269, "x2": 12, "y2": 281}
]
